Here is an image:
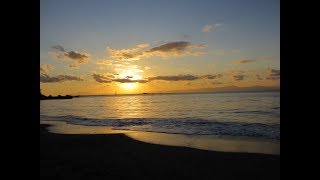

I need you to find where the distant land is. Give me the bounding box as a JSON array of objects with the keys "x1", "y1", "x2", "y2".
[
  {"x1": 165, "y1": 85, "x2": 280, "y2": 94},
  {"x1": 40, "y1": 90, "x2": 79, "y2": 100},
  {"x1": 77, "y1": 86, "x2": 280, "y2": 97}
]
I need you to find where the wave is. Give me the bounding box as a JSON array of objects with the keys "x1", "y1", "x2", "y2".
[{"x1": 40, "y1": 115, "x2": 280, "y2": 140}]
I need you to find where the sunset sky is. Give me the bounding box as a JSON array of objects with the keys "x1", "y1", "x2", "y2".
[{"x1": 40, "y1": 0, "x2": 279, "y2": 95}]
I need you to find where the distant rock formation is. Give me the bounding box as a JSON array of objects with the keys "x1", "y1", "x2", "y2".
[{"x1": 40, "y1": 90, "x2": 74, "y2": 100}]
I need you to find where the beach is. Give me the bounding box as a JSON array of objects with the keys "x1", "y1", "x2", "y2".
[{"x1": 40, "y1": 124, "x2": 280, "y2": 180}]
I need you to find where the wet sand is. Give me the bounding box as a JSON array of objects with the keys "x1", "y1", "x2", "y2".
[{"x1": 40, "y1": 124, "x2": 280, "y2": 180}]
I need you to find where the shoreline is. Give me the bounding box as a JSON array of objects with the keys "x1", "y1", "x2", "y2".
[
  {"x1": 41, "y1": 120, "x2": 280, "y2": 155},
  {"x1": 40, "y1": 124, "x2": 280, "y2": 179}
]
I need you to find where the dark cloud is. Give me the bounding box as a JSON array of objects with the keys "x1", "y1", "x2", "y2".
[
  {"x1": 92, "y1": 74, "x2": 113, "y2": 83},
  {"x1": 113, "y1": 79, "x2": 148, "y2": 83},
  {"x1": 107, "y1": 41, "x2": 205, "y2": 61},
  {"x1": 148, "y1": 74, "x2": 199, "y2": 81},
  {"x1": 236, "y1": 59, "x2": 256, "y2": 64},
  {"x1": 147, "y1": 41, "x2": 190, "y2": 52},
  {"x1": 64, "y1": 51, "x2": 89, "y2": 62},
  {"x1": 266, "y1": 69, "x2": 280, "y2": 80},
  {"x1": 201, "y1": 74, "x2": 223, "y2": 79},
  {"x1": 148, "y1": 74, "x2": 223, "y2": 82},
  {"x1": 40, "y1": 74, "x2": 83, "y2": 83},
  {"x1": 93, "y1": 73, "x2": 224, "y2": 84},
  {"x1": 50, "y1": 45, "x2": 89, "y2": 66},
  {"x1": 52, "y1": 45, "x2": 65, "y2": 52},
  {"x1": 93, "y1": 73, "x2": 147, "y2": 83},
  {"x1": 233, "y1": 74, "x2": 245, "y2": 81}
]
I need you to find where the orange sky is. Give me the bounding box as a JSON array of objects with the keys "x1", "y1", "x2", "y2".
[{"x1": 40, "y1": 0, "x2": 279, "y2": 95}]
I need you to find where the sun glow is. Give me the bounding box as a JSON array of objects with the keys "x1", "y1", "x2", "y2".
[
  {"x1": 121, "y1": 82, "x2": 138, "y2": 90},
  {"x1": 118, "y1": 70, "x2": 143, "y2": 91}
]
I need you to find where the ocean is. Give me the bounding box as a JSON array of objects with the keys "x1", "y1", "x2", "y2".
[{"x1": 40, "y1": 92, "x2": 280, "y2": 140}]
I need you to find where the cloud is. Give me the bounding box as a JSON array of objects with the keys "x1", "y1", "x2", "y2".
[
  {"x1": 107, "y1": 41, "x2": 205, "y2": 61},
  {"x1": 51, "y1": 45, "x2": 65, "y2": 52},
  {"x1": 93, "y1": 73, "x2": 223, "y2": 84},
  {"x1": 147, "y1": 74, "x2": 222, "y2": 81},
  {"x1": 68, "y1": 64, "x2": 79, "y2": 69},
  {"x1": 49, "y1": 45, "x2": 89, "y2": 66},
  {"x1": 64, "y1": 51, "x2": 89, "y2": 62},
  {"x1": 233, "y1": 74, "x2": 245, "y2": 81},
  {"x1": 40, "y1": 74, "x2": 83, "y2": 83},
  {"x1": 96, "y1": 60, "x2": 113, "y2": 66},
  {"x1": 113, "y1": 78, "x2": 148, "y2": 83},
  {"x1": 92, "y1": 73, "x2": 147, "y2": 83},
  {"x1": 234, "y1": 59, "x2": 256, "y2": 64},
  {"x1": 202, "y1": 24, "x2": 222, "y2": 32},
  {"x1": 48, "y1": 51, "x2": 64, "y2": 59},
  {"x1": 266, "y1": 69, "x2": 280, "y2": 80},
  {"x1": 106, "y1": 43, "x2": 150, "y2": 61},
  {"x1": 40, "y1": 64, "x2": 54, "y2": 74},
  {"x1": 200, "y1": 74, "x2": 223, "y2": 79},
  {"x1": 92, "y1": 73, "x2": 113, "y2": 83},
  {"x1": 148, "y1": 74, "x2": 199, "y2": 81},
  {"x1": 148, "y1": 41, "x2": 190, "y2": 52},
  {"x1": 137, "y1": 44, "x2": 150, "y2": 48},
  {"x1": 223, "y1": 70, "x2": 261, "y2": 81}
]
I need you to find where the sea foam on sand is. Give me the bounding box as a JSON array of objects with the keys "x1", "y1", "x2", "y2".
[{"x1": 41, "y1": 120, "x2": 279, "y2": 155}]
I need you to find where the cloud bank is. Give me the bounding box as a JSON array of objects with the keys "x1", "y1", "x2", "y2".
[
  {"x1": 92, "y1": 73, "x2": 147, "y2": 83},
  {"x1": 92, "y1": 73, "x2": 223, "y2": 83},
  {"x1": 113, "y1": 78, "x2": 148, "y2": 83},
  {"x1": 107, "y1": 41, "x2": 205, "y2": 61},
  {"x1": 40, "y1": 74, "x2": 83, "y2": 83},
  {"x1": 92, "y1": 74, "x2": 113, "y2": 83},
  {"x1": 148, "y1": 74, "x2": 199, "y2": 81}
]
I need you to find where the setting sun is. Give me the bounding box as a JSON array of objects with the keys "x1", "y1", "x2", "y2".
[
  {"x1": 117, "y1": 70, "x2": 144, "y2": 92},
  {"x1": 120, "y1": 82, "x2": 138, "y2": 90}
]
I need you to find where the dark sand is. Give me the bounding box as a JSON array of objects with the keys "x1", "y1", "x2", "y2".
[{"x1": 40, "y1": 124, "x2": 280, "y2": 180}]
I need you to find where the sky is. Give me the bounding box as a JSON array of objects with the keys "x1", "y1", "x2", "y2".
[{"x1": 40, "y1": 0, "x2": 280, "y2": 95}]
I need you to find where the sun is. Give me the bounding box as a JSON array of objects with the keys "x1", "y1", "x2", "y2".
[{"x1": 118, "y1": 70, "x2": 143, "y2": 91}]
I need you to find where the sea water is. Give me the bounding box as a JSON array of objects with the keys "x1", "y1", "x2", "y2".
[{"x1": 40, "y1": 92, "x2": 280, "y2": 140}]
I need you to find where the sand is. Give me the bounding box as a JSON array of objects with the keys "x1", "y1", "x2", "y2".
[{"x1": 40, "y1": 124, "x2": 280, "y2": 180}]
